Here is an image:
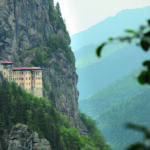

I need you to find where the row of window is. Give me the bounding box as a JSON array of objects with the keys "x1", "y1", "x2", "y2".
[
  {"x1": 25, "y1": 88, "x2": 42, "y2": 91},
  {"x1": 4, "y1": 71, "x2": 41, "y2": 76},
  {"x1": 10, "y1": 71, "x2": 30, "y2": 75},
  {"x1": 11, "y1": 71, "x2": 41, "y2": 75},
  {"x1": 8, "y1": 77, "x2": 42, "y2": 80},
  {"x1": 19, "y1": 83, "x2": 32, "y2": 86},
  {"x1": 9, "y1": 77, "x2": 30, "y2": 81}
]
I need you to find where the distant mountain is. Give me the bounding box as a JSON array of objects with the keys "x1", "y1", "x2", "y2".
[
  {"x1": 71, "y1": 6, "x2": 150, "y2": 100},
  {"x1": 79, "y1": 69, "x2": 149, "y2": 117},
  {"x1": 77, "y1": 43, "x2": 150, "y2": 100},
  {"x1": 71, "y1": 6, "x2": 150, "y2": 51},
  {"x1": 96, "y1": 89, "x2": 150, "y2": 150}
]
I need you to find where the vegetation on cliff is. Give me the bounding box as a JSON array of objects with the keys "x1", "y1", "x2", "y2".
[
  {"x1": 0, "y1": 79, "x2": 110, "y2": 150},
  {"x1": 28, "y1": 1, "x2": 75, "y2": 67}
]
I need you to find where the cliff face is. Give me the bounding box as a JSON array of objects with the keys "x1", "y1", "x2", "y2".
[
  {"x1": 0, "y1": 0, "x2": 81, "y2": 129},
  {"x1": 8, "y1": 124, "x2": 51, "y2": 150}
]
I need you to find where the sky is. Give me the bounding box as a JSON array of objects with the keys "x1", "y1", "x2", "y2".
[{"x1": 54, "y1": 0, "x2": 150, "y2": 35}]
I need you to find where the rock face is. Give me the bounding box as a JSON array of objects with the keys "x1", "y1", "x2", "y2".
[
  {"x1": 0, "y1": 0, "x2": 82, "y2": 130},
  {"x1": 8, "y1": 124, "x2": 51, "y2": 150}
]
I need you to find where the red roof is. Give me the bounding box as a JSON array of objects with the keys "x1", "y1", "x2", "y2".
[
  {"x1": 1, "y1": 61, "x2": 13, "y2": 64},
  {"x1": 12, "y1": 67, "x2": 42, "y2": 71}
]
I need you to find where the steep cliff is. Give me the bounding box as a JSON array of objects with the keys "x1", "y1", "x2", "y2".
[
  {"x1": 0, "y1": 0, "x2": 81, "y2": 129},
  {"x1": 8, "y1": 124, "x2": 51, "y2": 150}
]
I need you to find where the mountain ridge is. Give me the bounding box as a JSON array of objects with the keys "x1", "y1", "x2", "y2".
[{"x1": 71, "y1": 6, "x2": 150, "y2": 50}]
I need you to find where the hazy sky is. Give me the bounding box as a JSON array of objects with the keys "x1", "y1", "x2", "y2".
[{"x1": 54, "y1": 0, "x2": 150, "y2": 35}]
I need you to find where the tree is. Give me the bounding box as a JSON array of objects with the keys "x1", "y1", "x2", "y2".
[{"x1": 56, "y1": 2, "x2": 62, "y2": 17}]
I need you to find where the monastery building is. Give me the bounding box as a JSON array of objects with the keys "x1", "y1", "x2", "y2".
[{"x1": 0, "y1": 61, "x2": 43, "y2": 97}]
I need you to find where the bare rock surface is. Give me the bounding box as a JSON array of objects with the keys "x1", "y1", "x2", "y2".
[{"x1": 8, "y1": 124, "x2": 51, "y2": 150}]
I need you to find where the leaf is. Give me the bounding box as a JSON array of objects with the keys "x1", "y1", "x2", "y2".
[
  {"x1": 144, "y1": 31, "x2": 150, "y2": 37},
  {"x1": 143, "y1": 60, "x2": 150, "y2": 69},
  {"x1": 108, "y1": 37, "x2": 113, "y2": 41},
  {"x1": 125, "y1": 29, "x2": 136, "y2": 34},
  {"x1": 138, "y1": 71, "x2": 150, "y2": 84},
  {"x1": 140, "y1": 37, "x2": 150, "y2": 51},
  {"x1": 126, "y1": 123, "x2": 148, "y2": 132},
  {"x1": 96, "y1": 42, "x2": 106, "y2": 57},
  {"x1": 148, "y1": 19, "x2": 150, "y2": 26}
]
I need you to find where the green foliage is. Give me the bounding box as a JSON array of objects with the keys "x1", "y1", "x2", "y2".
[
  {"x1": 64, "y1": 46, "x2": 75, "y2": 65},
  {"x1": 42, "y1": 77, "x2": 50, "y2": 92},
  {"x1": 0, "y1": 80, "x2": 109, "y2": 150},
  {"x1": 60, "y1": 127, "x2": 82, "y2": 150},
  {"x1": 96, "y1": 42, "x2": 106, "y2": 57},
  {"x1": 0, "y1": 137, "x2": 8, "y2": 150},
  {"x1": 125, "y1": 29, "x2": 136, "y2": 34},
  {"x1": 126, "y1": 123, "x2": 150, "y2": 150},
  {"x1": 0, "y1": 80, "x2": 68, "y2": 149},
  {"x1": 80, "y1": 112, "x2": 111, "y2": 150},
  {"x1": 31, "y1": 51, "x2": 48, "y2": 66},
  {"x1": 56, "y1": 2, "x2": 62, "y2": 17},
  {"x1": 27, "y1": 1, "x2": 74, "y2": 66}
]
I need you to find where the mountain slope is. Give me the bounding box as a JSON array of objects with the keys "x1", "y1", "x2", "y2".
[
  {"x1": 96, "y1": 89, "x2": 150, "y2": 150},
  {"x1": 77, "y1": 43, "x2": 150, "y2": 100},
  {"x1": 79, "y1": 69, "x2": 149, "y2": 118}
]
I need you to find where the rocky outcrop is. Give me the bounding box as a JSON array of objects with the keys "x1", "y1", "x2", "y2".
[
  {"x1": 8, "y1": 124, "x2": 51, "y2": 150},
  {"x1": 0, "y1": 0, "x2": 83, "y2": 130}
]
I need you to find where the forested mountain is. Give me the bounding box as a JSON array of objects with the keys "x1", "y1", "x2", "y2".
[
  {"x1": 79, "y1": 68, "x2": 150, "y2": 149},
  {"x1": 96, "y1": 89, "x2": 150, "y2": 150},
  {"x1": 79, "y1": 69, "x2": 149, "y2": 118}
]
